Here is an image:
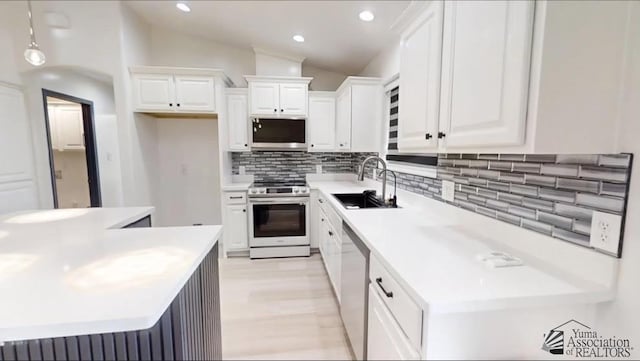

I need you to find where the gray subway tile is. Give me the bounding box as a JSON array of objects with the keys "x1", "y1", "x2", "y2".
[
  {"x1": 510, "y1": 184, "x2": 538, "y2": 197},
  {"x1": 497, "y1": 192, "x2": 523, "y2": 205},
  {"x1": 499, "y1": 172, "x2": 525, "y2": 184},
  {"x1": 601, "y1": 182, "x2": 627, "y2": 198},
  {"x1": 554, "y1": 203, "x2": 594, "y2": 221},
  {"x1": 460, "y1": 185, "x2": 478, "y2": 194},
  {"x1": 556, "y1": 178, "x2": 600, "y2": 193},
  {"x1": 454, "y1": 159, "x2": 470, "y2": 167},
  {"x1": 468, "y1": 160, "x2": 489, "y2": 168},
  {"x1": 539, "y1": 188, "x2": 576, "y2": 203},
  {"x1": 573, "y1": 220, "x2": 592, "y2": 236},
  {"x1": 499, "y1": 154, "x2": 526, "y2": 161},
  {"x1": 552, "y1": 228, "x2": 590, "y2": 246},
  {"x1": 508, "y1": 205, "x2": 537, "y2": 220},
  {"x1": 487, "y1": 181, "x2": 510, "y2": 192},
  {"x1": 497, "y1": 211, "x2": 522, "y2": 225},
  {"x1": 477, "y1": 188, "x2": 497, "y2": 199},
  {"x1": 512, "y1": 162, "x2": 541, "y2": 174},
  {"x1": 445, "y1": 153, "x2": 462, "y2": 159},
  {"x1": 460, "y1": 154, "x2": 478, "y2": 160},
  {"x1": 454, "y1": 192, "x2": 468, "y2": 201},
  {"x1": 486, "y1": 199, "x2": 510, "y2": 212},
  {"x1": 469, "y1": 178, "x2": 488, "y2": 187},
  {"x1": 438, "y1": 173, "x2": 455, "y2": 181},
  {"x1": 524, "y1": 174, "x2": 557, "y2": 187},
  {"x1": 579, "y1": 166, "x2": 628, "y2": 182},
  {"x1": 598, "y1": 154, "x2": 631, "y2": 168},
  {"x1": 522, "y1": 197, "x2": 554, "y2": 212},
  {"x1": 478, "y1": 154, "x2": 499, "y2": 160},
  {"x1": 461, "y1": 168, "x2": 479, "y2": 177},
  {"x1": 525, "y1": 154, "x2": 557, "y2": 163},
  {"x1": 438, "y1": 159, "x2": 455, "y2": 167},
  {"x1": 556, "y1": 154, "x2": 599, "y2": 165},
  {"x1": 455, "y1": 199, "x2": 477, "y2": 211},
  {"x1": 453, "y1": 176, "x2": 471, "y2": 185},
  {"x1": 576, "y1": 193, "x2": 625, "y2": 213},
  {"x1": 477, "y1": 206, "x2": 497, "y2": 218},
  {"x1": 489, "y1": 161, "x2": 513, "y2": 171},
  {"x1": 522, "y1": 219, "x2": 553, "y2": 235},
  {"x1": 541, "y1": 164, "x2": 579, "y2": 177},
  {"x1": 538, "y1": 211, "x2": 574, "y2": 230},
  {"x1": 478, "y1": 170, "x2": 500, "y2": 180},
  {"x1": 468, "y1": 194, "x2": 487, "y2": 205}
]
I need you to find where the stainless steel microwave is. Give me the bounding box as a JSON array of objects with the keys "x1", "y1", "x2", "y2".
[{"x1": 251, "y1": 117, "x2": 306, "y2": 151}]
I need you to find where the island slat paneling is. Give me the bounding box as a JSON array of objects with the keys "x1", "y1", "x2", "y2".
[{"x1": 0, "y1": 245, "x2": 221, "y2": 361}]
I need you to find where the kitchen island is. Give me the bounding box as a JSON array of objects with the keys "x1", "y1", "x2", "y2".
[{"x1": 0, "y1": 207, "x2": 222, "y2": 361}]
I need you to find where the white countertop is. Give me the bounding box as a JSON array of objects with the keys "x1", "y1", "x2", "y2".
[
  {"x1": 0, "y1": 207, "x2": 222, "y2": 343},
  {"x1": 308, "y1": 180, "x2": 615, "y2": 314}
]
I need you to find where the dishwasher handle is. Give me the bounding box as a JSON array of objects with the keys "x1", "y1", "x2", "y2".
[{"x1": 375, "y1": 277, "x2": 393, "y2": 298}]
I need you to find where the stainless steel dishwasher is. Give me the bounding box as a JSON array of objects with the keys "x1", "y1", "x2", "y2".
[{"x1": 340, "y1": 222, "x2": 370, "y2": 360}]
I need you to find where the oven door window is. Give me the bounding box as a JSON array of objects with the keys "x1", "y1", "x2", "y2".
[{"x1": 253, "y1": 203, "x2": 306, "y2": 237}]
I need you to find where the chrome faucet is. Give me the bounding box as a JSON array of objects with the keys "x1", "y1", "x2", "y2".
[{"x1": 358, "y1": 155, "x2": 387, "y2": 203}]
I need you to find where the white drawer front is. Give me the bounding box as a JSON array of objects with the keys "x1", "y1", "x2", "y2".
[
  {"x1": 224, "y1": 192, "x2": 247, "y2": 204},
  {"x1": 318, "y1": 193, "x2": 342, "y2": 231},
  {"x1": 369, "y1": 255, "x2": 423, "y2": 350}
]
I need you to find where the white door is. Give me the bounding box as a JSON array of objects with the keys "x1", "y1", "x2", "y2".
[
  {"x1": 249, "y1": 82, "x2": 280, "y2": 115},
  {"x1": 132, "y1": 74, "x2": 175, "y2": 111},
  {"x1": 279, "y1": 83, "x2": 307, "y2": 116},
  {"x1": 308, "y1": 95, "x2": 336, "y2": 151},
  {"x1": 439, "y1": 0, "x2": 534, "y2": 148},
  {"x1": 47, "y1": 106, "x2": 61, "y2": 150},
  {"x1": 398, "y1": 1, "x2": 444, "y2": 151},
  {"x1": 335, "y1": 87, "x2": 352, "y2": 151},
  {"x1": 226, "y1": 93, "x2": 249, "y2": 151},
  {"x1": 328, "y1": 226, "x2": 341, "y2": 301},
  {"x1": 224, "y1": 204, "x2": 249, "y2": 251},
  {"x1": 175, "y1": 76, "x2": 216, "y2": 112},
  {"x1": 367, "y1": 285, "x2": 421, "y2": 361},
  {"x1": 57, "y1": 106, "x2": 85, "y2": 150}
]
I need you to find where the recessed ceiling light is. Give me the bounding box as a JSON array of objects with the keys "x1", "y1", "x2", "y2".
[
  {"x1": 359, "y1": 10, "x2": 375, "y2": 22},
  {"x1": 176, "y1": 2, "x2": 191, "y2": 12},
  {"x1": 293, "y1": 34, "x2": 305, "y2": 43}
]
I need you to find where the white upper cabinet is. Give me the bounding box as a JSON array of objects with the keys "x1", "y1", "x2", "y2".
[
  {"x1": 308, "y1": 92, "x2": 336, "y2": 151},
  {"x1": 335, "y1": 77, "x2": 383, "y2": 153},
  {"x1": 246, "y1": 76, "x2": 311, "y2": 117},
  {"x1": 226, "y1": 89, "x2": 249, "y2": 151},
  {"x1": 174, "y1": 76, "x2": 216, "y2": 112},
  {"x1": 279, "y1": 83, "x2": 308, "y2": 115},
  {"x1": 48, "y1": 105, "x2": 85, "y2": 151},
  {"x1": 398, "y1": 1, "x2": 443, "y2": 152},
  {"x1": 130, "y1": 67, "x2": 227, "y2": 116},
  {"x1": 249, "y1": 82, "x2": 280, "y2": 115},
  {"x1": 335, "y1": 87, "x2": 352, "y2": 151},
  {"x1": 438, "y1": 0, "x2": 534, "y2": 148},
  {"x1": 133, "y1": 74, "x2": 175, "y2": 111}
]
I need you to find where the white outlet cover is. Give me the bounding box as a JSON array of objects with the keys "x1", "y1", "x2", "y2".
[
  {"x1": 590, "y1": 210, "x2": 623, "y2": 255},
  {"x1": 442, "y1": 180, "x2": 455, "y2": 202}
]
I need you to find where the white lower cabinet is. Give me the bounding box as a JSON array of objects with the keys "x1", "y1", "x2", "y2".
[
  {"x1": 368, "y1": 285, "x2": 421, "y2": 361},
  {"x1": 317, "y1": 196, "x2": 342, "y2": 302},
  {"x1": 223, "y1": 192, "x2": 248, "y2": 253}
]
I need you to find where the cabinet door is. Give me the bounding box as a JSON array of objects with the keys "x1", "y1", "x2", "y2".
[
  {"x1": 350, "y1": 84, "x2": 383, "y2": 152},
  {"x1": 439, "y1": 0, "x2": 533, "y2": 148},
  {"x1": 279, "y1": 83, "x2": 307, "y2": 116},
  {"x1": 368, "y1": 285, "x2": 421, "y2": 361},
  {"x1": 175, "y1": 76, "x2": 216, "y2": 112},
  {"x1": 329, "y1": 227, "x2": 341, "y2": 301},
  {"x1": 57, "y1": 106, "x2": 85, "y2": 150},
  {"x1": 133, "y1": 74, "x2": 175, "y2": 111},
  {"x1": 226, "y1": 93, "x2": 249, "y2": 151},
  {"x1": 47, "y1": 106, "x2": 61, "y2": 151},
  {"x1": 224, "y1": 204, "x2": 248, "y2": 251},
  {"x1": 398, "y1": 1, "x2": 443, "y2": 151},
  {"x1": 249, "y1": 82, "x2": 280, "y2": 115},
  {"x1": 335, "y1": 87, "x2": 352, "y2": 151},
  {"x1": 308, "y1": 95, "x2": 336, "y2": 151}
]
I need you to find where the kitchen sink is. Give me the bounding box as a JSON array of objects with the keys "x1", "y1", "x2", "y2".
[{"x1": 332, "y1": 190, "x2": 399, "y2": 209}]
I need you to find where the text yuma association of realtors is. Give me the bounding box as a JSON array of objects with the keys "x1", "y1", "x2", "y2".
[{"x1": 566, "y1": 328, "x2": 633, "y2": 358}]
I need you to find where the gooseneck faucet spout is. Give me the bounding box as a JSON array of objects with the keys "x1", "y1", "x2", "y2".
[{"x1": 358, "y1": 155, "x2": 387, "y2": 203}]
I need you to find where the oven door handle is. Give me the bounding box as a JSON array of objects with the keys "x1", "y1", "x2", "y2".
[{"x1": 249, "y1": 198, "x2": 309, "y2": 204}]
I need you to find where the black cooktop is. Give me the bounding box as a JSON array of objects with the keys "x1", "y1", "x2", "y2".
[{"x1": 252, "y1": 181, "x2": 307, "y2": 188}]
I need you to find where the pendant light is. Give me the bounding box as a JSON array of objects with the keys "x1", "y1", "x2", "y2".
[{"x1": 24, "y1": 0, "x2": 46, "y2": 66}]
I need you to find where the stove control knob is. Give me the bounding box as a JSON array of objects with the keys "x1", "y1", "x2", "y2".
[{"x1": 250, "y1": 189, "x2": 257, "y2": 194}]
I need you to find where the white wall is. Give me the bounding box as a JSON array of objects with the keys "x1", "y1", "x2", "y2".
[
  {"x1": 358, "y1": 40, "x2": 401, "y2": 81},
  {"x1": 21, "y1": 68, "x2": 123, "y2": 208},
  {"x1": 303, "y1": 63, "x2": 348, "y2": 91},
  {"x1": 596, "y1": 0, "x2": 640, "y2": 343}
]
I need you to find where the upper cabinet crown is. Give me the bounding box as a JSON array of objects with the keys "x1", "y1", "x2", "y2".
[
  {"x1": 130, "y1": 67, "x2": 232, "y2": 116},
  {"x1": 245, "y1": 76, "x2": 312, "y2": 117}
]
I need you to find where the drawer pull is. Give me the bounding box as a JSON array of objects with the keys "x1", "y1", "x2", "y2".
[
  {"x1": 229, "y1": 196, "x2": 244, "y2": 199},
  {"x1": 319, "y1": 199, "x2": 324, "y2": 203},
  {"x1": 328, "y1": 230, "x2": 333, "y2": 236},
  {"x1": 376, "y1": 277, "x2": 393, "y2": 298}
]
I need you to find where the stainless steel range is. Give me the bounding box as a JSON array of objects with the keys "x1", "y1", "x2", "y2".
[{"x1": 248, "y1": 181, "x2": 310, "y2": 259}]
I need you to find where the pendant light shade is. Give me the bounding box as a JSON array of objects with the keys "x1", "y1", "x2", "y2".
[{"x1": 24, "y1": 0, "x2": 46, "y2": 66}]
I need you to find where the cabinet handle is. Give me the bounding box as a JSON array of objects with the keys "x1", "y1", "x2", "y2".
[
  {"x1": 321, "y1": 218, "x2": 324, "y2": 222},
  {"x1": 340, "y1": 143, "x2": 344, "y2": 147},
  {"x1": 425, "y1": 133, "x2": 433, "y2": 140},
  {"x1": 243, "y1": 209, "x2": 246, "y2": 213},
  {"x1": 244, "y1": 143, "x2": 248, "y2": 147},
  {"x1": 438, "y1": 132, "x2": 446, "y2": 139},
  {"x1": 169, "y1": 103, "x2": 173, "y2": 107},
  {"x1": 177, "y1": 103, "x2": 181, "y2": 107},
  {"x1": 328, "y1": 230, "x2": 333, "y2": 236},
  {"x1": 311, "y1": 144, "x2": 315, "y2": 147},
  {"x1": 375, "y1": 277, "x2": 394, "y2": 298},
  {"x1": 229, "y1": 196, "x2": 243, "y2": 199},
  {"x1": 273, "y1": 108, "x2": 277, "y2": 112},
  {"x1": 280, "y1": 109, "x2": 284, "y2": 112},
  {"x1": 319, "y1": 199, "x2": 323, "y2": 203}
]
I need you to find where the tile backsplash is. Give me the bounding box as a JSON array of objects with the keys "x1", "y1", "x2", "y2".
[
  {"x1": 375, "y1": 153, "x2": 632, "y2": 257},
  {"x1": 232, "y1": 151, "x2": 374, "y2": 183}
]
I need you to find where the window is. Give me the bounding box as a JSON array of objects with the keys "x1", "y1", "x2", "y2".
[{"x1": 383, "y1": 79, "x2": 438, "y2": 177}]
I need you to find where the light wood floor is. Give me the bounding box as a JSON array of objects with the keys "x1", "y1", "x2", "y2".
[{"x1": 219, "y1": 254, "x2": 353, "y2": 360}]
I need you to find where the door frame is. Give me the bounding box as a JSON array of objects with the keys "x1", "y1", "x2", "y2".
[{"x1": 42, "y1": 89, "x2": 102, "y2": 208}]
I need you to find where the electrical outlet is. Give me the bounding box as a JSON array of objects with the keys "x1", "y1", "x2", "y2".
[
  {"x1": 442, "y1": 180, "x2": 455, "y2": 202},
  {"x1": 590, "y1": 210, "x2": 623, "y2": 255}
]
